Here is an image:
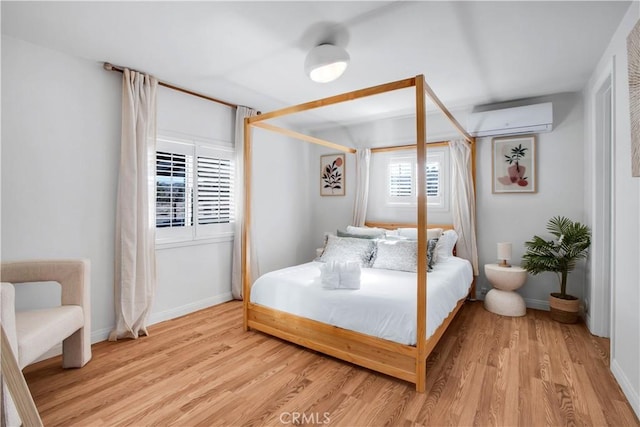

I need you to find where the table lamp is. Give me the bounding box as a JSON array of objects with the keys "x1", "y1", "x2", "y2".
[{"x1": 497, "y1": 242, "x2": 512, "y2": 267}]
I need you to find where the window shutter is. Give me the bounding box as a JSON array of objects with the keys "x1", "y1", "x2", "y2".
[
  {"x1": 156, "y1": 151, "x2": 193, "y2": 228},
  {"x1": 389, "y1": 160, "x2": 414, "y2": 198},
  {"x1": 426, "y1": 162, "x2": 440, "y2": 197},
  {"x1": 197, "y1": 156, "x2": 233, "y2": 225}
]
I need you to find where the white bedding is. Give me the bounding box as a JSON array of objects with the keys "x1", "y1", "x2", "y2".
[{"x1": 250, "y1": 256, "x2": 473, "y2": 345}]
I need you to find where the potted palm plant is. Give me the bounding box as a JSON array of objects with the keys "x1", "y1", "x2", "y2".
[{"x1": 521, "y1": 216, "x2": 591, "y2": 323}]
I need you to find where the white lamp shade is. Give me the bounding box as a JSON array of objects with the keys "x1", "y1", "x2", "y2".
[
  {"x1": 304, "y1": 44, "x2": 350, "y2": 83},
  {"x1": 497, "y1": 242, "x2": 512, "y2": 260}
]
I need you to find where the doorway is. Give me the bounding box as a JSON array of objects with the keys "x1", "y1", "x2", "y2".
[{"x1": 591, "y1": 71, "x2": 614, "y2": 337}]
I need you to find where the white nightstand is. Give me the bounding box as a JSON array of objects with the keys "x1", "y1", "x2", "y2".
[{"x1": 484, "y1": 264, "x2": 528, "y2": 317}]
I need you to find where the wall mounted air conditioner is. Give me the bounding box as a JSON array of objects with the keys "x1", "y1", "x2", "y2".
[{"x1": 466, "y1": 102, "x2": 553, "y2": 137}]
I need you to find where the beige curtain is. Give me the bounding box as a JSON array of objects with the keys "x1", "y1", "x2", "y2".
[
  {"x1": 352, "y1": 148, "x2": 371, "y2": 227},
  {"x1": 110, "y1": 69, "x2": 158, "y2": 341},
  {"x1": 449, "y1": 139, "x2": 479, "y2": 276},
  {"x1": 231, "y1": 106, "x2": 259, "y2": 300}
]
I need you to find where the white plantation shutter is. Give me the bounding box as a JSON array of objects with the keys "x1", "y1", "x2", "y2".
[
  {"x1": 195, "y1": 143, "x2": 234, "y2": 238},
  {"x1": 426, "y1": 161, "x2": 440, "y2": 198},
  {"x1": 386, "y1": 149, "x2": 448, "y2": 209},
  {"x1": 156, "y1": 138, "x2": 234, "y2": 243},
  {"x1": 197, "y1": 156, "x2": 233, "y2": 225},
  {"x1": 389, "y1": 158, "x2": 415, "y2": 200},
  {"x1": 156, "y1": 151, "x2": 194, "y2": 228}
]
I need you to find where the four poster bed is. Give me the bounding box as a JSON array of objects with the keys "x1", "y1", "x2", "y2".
[{"x1": 242, "y1": 75, "x2": 476, "y2": 392}]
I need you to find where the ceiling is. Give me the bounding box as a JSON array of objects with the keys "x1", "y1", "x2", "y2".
[{"x1": 1, "y1": 1, "x2": 632, "y2": 129}]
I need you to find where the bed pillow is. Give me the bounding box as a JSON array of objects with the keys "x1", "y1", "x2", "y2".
[
  {"x1": 396, "y1": 228, "x2": 418, "y2": 240},
  {"x1": 319, "y1": 234, "x2": 376, "y2": 267},
  {"x1": 428, "y1": 228, "x2": 444, "y2": 240},
  {"x1": 337, "y1": 229, "x2": 379, "y2": 239},
  {"x1": 371, "y1": 240, "x2": 418, "y2": 272},
  {"x1": 435, "y1": 229, "x2": 458, "y2": 261},
  {"x1": 396, "y1": 227, "x2": 444, "y2": 241},
  {"x1": 345, "y1": 225, "x2": 386, "y2": 238},
  {"x1": 427, "y1": 238, "x2": 439, "y2": 271},
  {"x1": 382, "y1": 234, "x2": 410, "y2": 241}
]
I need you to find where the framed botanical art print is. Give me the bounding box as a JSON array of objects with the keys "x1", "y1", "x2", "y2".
[
  {"x1": 627, "y1": 17, "x2": 640, "y2": 177},
  {"x1": 492, "y1": 135, "x2": 536, "y2": 193},
  {"x1": 320, "y1": 153, "x2": 345, "y2": 196}
]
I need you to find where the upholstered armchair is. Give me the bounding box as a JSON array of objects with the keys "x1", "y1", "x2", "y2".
[
  {"x1": 0, "y1": 259, "x2": 92, "y2": 370},
  {"x1": 1, "y1": 259, "x2": 92, "y2": 426}
]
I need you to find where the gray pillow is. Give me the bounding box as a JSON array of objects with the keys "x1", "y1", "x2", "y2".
[
  {"x1": 427, "y1": 238, "x2": 439, "y2": 272},
  {"x1": 371, "y1": 240, "x2": 418, "y2": 272},
  {"x1": 337, "y1": 229, "x2": 378, "y2": 239},
  {"x1": 319, "y1": 235, "x2": 376, "y2": 267}
]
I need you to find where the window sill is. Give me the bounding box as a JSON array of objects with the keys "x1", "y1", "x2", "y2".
[{"x1": 155, "y1": 233, "x2": 234, "y2": 250}]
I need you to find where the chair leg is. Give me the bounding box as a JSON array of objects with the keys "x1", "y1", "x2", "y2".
[{"x1": 62, "y1": 328, "x2": 91, "y2": 368}]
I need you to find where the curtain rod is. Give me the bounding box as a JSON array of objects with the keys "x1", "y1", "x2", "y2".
[
  {"x1": 103, "y1": 62, "x2": 241, "y2": 110},
  {"x1": 370, "y1": 140, "x2": 449, "y2": 153}
]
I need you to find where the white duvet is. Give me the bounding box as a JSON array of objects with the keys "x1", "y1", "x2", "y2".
[{"x1": 250, "y1": 256, "x2": 473, "y2": 345}]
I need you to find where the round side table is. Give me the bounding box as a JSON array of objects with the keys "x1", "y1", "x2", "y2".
[{"x1": 484, "y1": 264, "x2": 527, "y2": 317}]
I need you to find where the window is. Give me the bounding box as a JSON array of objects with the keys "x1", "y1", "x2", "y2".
[
  {"x1": 389, "y1": 157, "x2": 415, "y2": 199},
  {"x1": 197, "y1": 146, "x2": 233, "y2": 226},
  {"x1": 156, "y1": 137, "x2": 234, "y2": 244},
  {"x1": 386, "y1": 148, "x2": 449, "y2": 210},
  {"x1": 156, "y1": 150, "x2": 193, "y2": 229}
]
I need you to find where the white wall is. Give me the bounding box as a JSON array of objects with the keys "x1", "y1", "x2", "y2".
[
  {"x1": 476, "y1": 92, "x2": 586, "y2": 308},
  {"x1": 0, "y1": 36, "x2": 241, "y2": 346},
  {"x1": 584, "y1": 2, "x2": 640, "y2": 417},
  {"x1": 1, "y1": 36, "x2": 120, "y2": 340},
  {"x1": 251, "y1": 128, "x2": 315, "y2": 274}
]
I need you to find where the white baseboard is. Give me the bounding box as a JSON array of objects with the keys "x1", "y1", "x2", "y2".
[
  {"x1": 523, "y1": 297, "x2": 549, "y2": 311},
  {"x1": 148, "y1": 293, "x2": 233, "y2": 326},
  {"x1": 611, "y1": 359, "x2": 640, "y2": 419},
  {"x1": 30, "y1": 293, "x2": 233, "y2": 364}
]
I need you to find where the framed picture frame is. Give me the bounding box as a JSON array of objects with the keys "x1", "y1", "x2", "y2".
[
  {"x1": 492, "y1": 135, "x2": 536, "y2": 193},
  {"x1": 627, "y1": 18, "x2": 640, "y2": 177},
  {"x1": 320, "y1": 153, "x2": 345, "y2": 196}
]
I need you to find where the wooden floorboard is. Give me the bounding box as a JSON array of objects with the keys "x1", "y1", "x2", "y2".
[{"x1": 23, "y1": 301, "x2": 638, "y2": 426}]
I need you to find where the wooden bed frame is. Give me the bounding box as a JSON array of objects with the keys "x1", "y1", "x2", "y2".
[{"x1": 242, "y1": 75, "x2": 476, "y2": 392}]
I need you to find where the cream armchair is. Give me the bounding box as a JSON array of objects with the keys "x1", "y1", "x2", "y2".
[{"x1": 0, "y1": 259, "x2": 92, "y2": 370}]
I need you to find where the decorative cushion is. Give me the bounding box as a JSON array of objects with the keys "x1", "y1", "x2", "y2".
[
  {"x1": 319, "y1": 235, "x2": 376, "y2": 267},
  {"x1": 427, "y1": 238, "x2": 439, "y2": 271},
  {"x1": 371, "y1": 240, "x2": 418, "y2": 272},
  {"x1": 435, "y1": 229, "x2": 458, "y2": 261}
]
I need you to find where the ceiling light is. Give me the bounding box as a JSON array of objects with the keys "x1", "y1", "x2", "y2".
[{"x1": 304, "y1": 44, "x2": 350, "y2": 83}]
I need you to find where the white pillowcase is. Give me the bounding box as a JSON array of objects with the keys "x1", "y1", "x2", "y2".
[
  {"x1": 396, "y1": 228, "x2": 417, "y2": 240},
  {"x1": 428, "y1": 228, "x2": 444, "y2": 240},
  {"x1": 435, "y1": 229, "x2": 458, "y2": 261},
  {"x1": 396, "y1": 227, "x2": 443, "y2": 241}
]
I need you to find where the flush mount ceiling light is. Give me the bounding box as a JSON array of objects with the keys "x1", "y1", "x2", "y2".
[{"x1": 304, "y1": 43, "x2": 350, "y2": 83}]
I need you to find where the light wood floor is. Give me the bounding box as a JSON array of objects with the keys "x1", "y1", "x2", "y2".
[{"x1": 23, "y1": 301, "x2": 638, "y2": 426}]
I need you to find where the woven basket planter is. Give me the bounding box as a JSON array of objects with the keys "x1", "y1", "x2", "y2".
[{"x1": 549, "y1": 293, "x2": 580, "y2": 323}]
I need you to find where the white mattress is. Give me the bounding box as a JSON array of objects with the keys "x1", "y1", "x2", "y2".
[{"x1": 250, "y1": 256, "x2": 473, "y2": 345}]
